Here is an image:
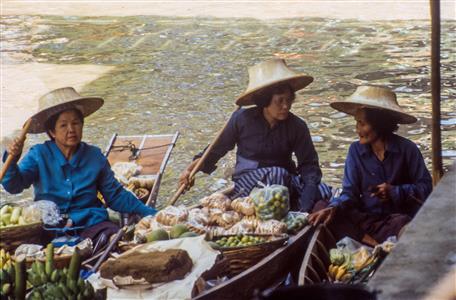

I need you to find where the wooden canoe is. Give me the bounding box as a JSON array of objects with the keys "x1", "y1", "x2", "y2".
[
  {"x1": 104, "y1": 132, "x2": 179, "y2": 207},
  {"x1": 298, "y1": 224, "x2": 337, "y2": 285},
  {"x1": 193, "y1": 225, "x2": 313, "y2": 300}
]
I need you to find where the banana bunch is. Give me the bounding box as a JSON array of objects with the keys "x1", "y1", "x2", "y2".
[
  {"x1": 1, "y1": 255, "x2": 26, "y2": 300},
  {"x1": 28, "y1": 279, "x2": 95, "y2": 300},
  {"x1": 0, "y1": 248, "x2": 13, "y2": 270},
  {"x1": 27, "y1": 245, "x2": 95, "y2": 300},
  {"x1": 0, "y1": 261, "x2": 16, "y2": 299},
  {"x1": 0, "y1": 205, "x2": 28, "y2": 227},
  {"x1": 328, "y1": 264, "x2": 352, "y2": 282}
]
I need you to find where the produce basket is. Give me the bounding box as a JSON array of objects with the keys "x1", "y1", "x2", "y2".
[
  {"x1": 14, "y1": 247, "x2": 91, "y2": 269},
  {"x1": 210, "y1": 234, "x2": 289, "y2": 277},
  {"x1": 0, "y1": 222, "x2": 44, "y2": 252}
]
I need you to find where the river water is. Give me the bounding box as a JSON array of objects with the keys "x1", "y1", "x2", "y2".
[{"x1": 1, "y1": 16, "x2": 455, "y2": 207}]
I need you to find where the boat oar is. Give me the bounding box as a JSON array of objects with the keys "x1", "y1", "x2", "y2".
[
  {"x1": 167, "y1": 106, "x2": 240, "y2": 206},
  {"x1": 0, "y1": 119, "x2": 32, "y2": 182}
]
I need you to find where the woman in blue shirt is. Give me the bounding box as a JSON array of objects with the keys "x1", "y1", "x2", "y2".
[
  {"x1": 3, "y1": 87, "x2": 156, "y2": 245},
  {"x1": 309, "y1": 86, "x2": 432, "y2": 243},
  {"x1": 179, "y1": 59, "x2": 330, "y2": 211}
]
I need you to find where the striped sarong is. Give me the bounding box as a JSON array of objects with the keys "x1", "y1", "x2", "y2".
[{"x1": 231, "y1": 166, "x2": 332, "y2": 211}]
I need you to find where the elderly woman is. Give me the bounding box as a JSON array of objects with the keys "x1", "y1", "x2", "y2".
[
  {"x1": 309, "y1": 86, "x2": 432, "y2": 243},
  {"x1": 2, "y1": 87, "x2": 156, "y2": 245},
  {"x1": 179, "y1": 59, "x2": 330, "y2": 211}
]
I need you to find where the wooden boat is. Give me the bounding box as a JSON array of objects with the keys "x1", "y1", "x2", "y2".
[
  {"x1": 82, "y1": 132, "x2": 179, "y2": 271},
  {"x1": 193, "y1": 225, "x2": 313, "y2": 300},
  {"x1": 298, "y1": 224, "x2": 336, "y2": 285},
  {"x1": 297, "y1": 224, "x2": 387, "y2": 286},
  {"x1": 104, "y1": 132, "x2": 179, "y2": 207}
]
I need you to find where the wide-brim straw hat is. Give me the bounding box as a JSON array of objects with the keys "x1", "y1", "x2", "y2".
[
  {"x1": 330, "y1": 86, "x2": 417, "y2": 124},
  {"x1": 27, "y1": 87, "x2": 104, "y2": 133},
  {"x1": 235, "y1": 59, "x2": 313, "y2": 106}
]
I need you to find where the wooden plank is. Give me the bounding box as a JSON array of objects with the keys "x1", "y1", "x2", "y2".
[
  {"x1": 298, "y1": 225, "x2": 336, "y2": 285},
  {"x1": 194, "y1": 226, "x2": 312, "y2": 300},
  {"x1": 107, "y1": 135, "x2": 175, "y2": 175}
]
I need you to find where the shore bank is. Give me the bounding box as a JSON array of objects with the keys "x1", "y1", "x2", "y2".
[{"x1": 2, "y1": 1, "x2": 455, "y2": 20}]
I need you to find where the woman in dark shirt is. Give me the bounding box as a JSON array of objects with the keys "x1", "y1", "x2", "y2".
[
  {"x1": 309, "y1": 86, "x2": 432, "y2": 243},
  {"x1": 179, "y1": 59, "x2": 329, "y2": 211}
]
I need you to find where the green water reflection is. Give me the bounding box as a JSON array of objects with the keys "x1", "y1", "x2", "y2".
[{"x1": 1, "y1": 16, "x2": 455, "y2": 207}]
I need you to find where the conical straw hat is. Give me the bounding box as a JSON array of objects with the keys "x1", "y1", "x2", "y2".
[
  {"x1": 235, "y1": 59, "x2": 313, "y2": 106},
  {"x1": 27, "y1": 87, "x2": 104, "y2": 133},
  {"x1": 330, "y1": 86, "x2": 417, "y2": 124}
]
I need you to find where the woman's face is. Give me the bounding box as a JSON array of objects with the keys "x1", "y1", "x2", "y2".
[
  {"x1": 49, "y1": 110, "x2": 83, "y2": 149},
  {"x1": 264, "y1": 89, "x2": 294, "y2": 122},
  {"x1": 355, "y1": 109, "x2": 379, "y2": 145}
]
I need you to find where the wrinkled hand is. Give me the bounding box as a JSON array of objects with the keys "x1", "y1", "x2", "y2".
[
  {"x1": 371, "y1": 182, "x2": 392, "y2": 203},
  {"x1": 7, "y1": 136, "x2": 25, "y2": 159},
  {"x1": 308, "y1": 207, "x2": 336, "y2": 226},
  {"x1": 178, "y1": 159, "x2": 199, "y2": 193}
]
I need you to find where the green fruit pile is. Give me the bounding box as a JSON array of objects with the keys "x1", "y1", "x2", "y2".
[
  {"x1": 146, "y1": 224, "x2": 198, "y2": 243},
  {"x1": 0, "y1": 205, "x2": 29, "y2": 227},
  {"x1": 0, "y1": 261, "x2": 16, "y2": 299},
  {"x1": 27, "y1": 245, "x2": 95, "y2": 300},
  {"x1": 283, "y1": 214, "x2": 308, "y2": 234},
  {"x1": 251, "y1": 186, "x2": 290, "y2": 221},
  {"x1": 213, "y1": 235, "x2": 267, "y2": 248}
]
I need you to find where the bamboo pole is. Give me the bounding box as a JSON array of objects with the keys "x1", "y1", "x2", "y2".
[
  {"x1": 430, "y1": 0, "x2": 443, "y2": 185},
  {"x1": 168, "y1": 106, "x2": 240, "y2": 206},
  {"x1": 0, "y1": 119, "x2": 32, "y2": 182}
]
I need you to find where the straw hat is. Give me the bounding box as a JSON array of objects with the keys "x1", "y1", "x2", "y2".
[
  {"x1": 330, "y1": 86, "x2": 417, "y2": 124},
  {"x1": 235, "y1": 59, "x2": 313, "y2": 106},
  {"x1": 27, "y1": 87, "x2": 104, "y2": 133}
]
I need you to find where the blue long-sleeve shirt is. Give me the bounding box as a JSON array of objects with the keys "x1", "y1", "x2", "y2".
[
  {"x1": 2, "y1": 141, "x2": 157, "y2": 227},
  {"x1": 198, "y1": 107, "x2": 322, "y2": 200},
  {"x1": 330, "y1": 134, "x2": 432, "y2": 216}
]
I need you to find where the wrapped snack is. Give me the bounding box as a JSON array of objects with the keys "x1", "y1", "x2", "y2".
[
  {"x1": 255, "y1": 219, "x2": 287, "y2": 235},
  {"x1": 205, "y1": 226, "x2": 229, "y2": 237},
  {"x1": 250, "y1": 184, "x2": 290, "y2": 220},
  {"x1": 22, "y1": 200, "x2": 59, "y2": 225},
  {"x1": 156, "y1": 205, "x2": 189, "y2": 226},
  {"x1": 231, "y1": 197, "x2": 255, "y2": 216},
  {"x1": 199, "y1": 192, "x2": 231, "y2": 211},
  {"x1": 188, "y1": 208, "x2": 210, "y2": 226},
  {"x1": 226, "y1": 220, "x2": 256, "y2": 235},
  {"x1": 240, "y1": 215, "x2": 260, "y2": 231},
  {"x1": 186, "y1": 221, "x2": 207, "y2": 235},
  {"x1": 214, "y1": 211, "x2": 242, "y2": 229},
  {"x1": 128, "y1": 176, "x2": 155, "y2": 190},
  {"x1": 207, "y1": 208, "x2": 224, "y2": 226},
  {"x1": 112, "y1": 162, "x2": 142, "y2": 185}
]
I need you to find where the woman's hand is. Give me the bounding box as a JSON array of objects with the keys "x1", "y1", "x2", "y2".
[
  {"x1": 7, "y1": 136, "x2": 25, "y2": 159},
  {"x1": 178, "y1": 158, "x2": 199, "y2": 192},
  {"x1": 371, "y1": 182, "x2": 392, "y2": 203},
  {"x1": 308, "y1": 206, "x2": 336, "y2": 226}
]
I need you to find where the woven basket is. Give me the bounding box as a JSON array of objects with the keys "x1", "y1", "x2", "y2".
[
  {"x1": 212, "y1": 234, "x2": 289, "y2": 277},
  {"x1": 15, "y1": 249, "x2": 91, "y2": 269},
  {"x1": 0, "y1": 222, "x2": 44, "y2": 252}
]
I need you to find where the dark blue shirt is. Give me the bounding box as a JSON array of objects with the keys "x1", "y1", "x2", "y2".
[
  {"x1": 330, "y1": 134, "x2": 432, "y2": 216},
  {"x1": 2, "y1": 141, "x2": 157, "y2": 227},
  {"x1": 199, "y1": 106, "x2": 322, "y2": 186}
]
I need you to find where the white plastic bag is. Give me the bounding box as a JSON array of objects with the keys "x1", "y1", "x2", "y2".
[{"x1": 22, "y1": 200, "x2": 61, "y2": 225}]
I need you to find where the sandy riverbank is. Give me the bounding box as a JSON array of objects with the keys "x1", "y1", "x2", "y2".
[
  {"x1": 2, "y1": 0, "x2": 455, "y2": 20},
  {"x1": 1, "y1": 63, "x2": 114, "y2": 141}
]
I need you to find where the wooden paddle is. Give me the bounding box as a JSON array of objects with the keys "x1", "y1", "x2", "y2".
[
  {"x1": 167, "y1": 106, "x2": 240, "y2": 206},
  {"x1": 0, "y1": 119, "x2": 32, "y2": 182}
]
